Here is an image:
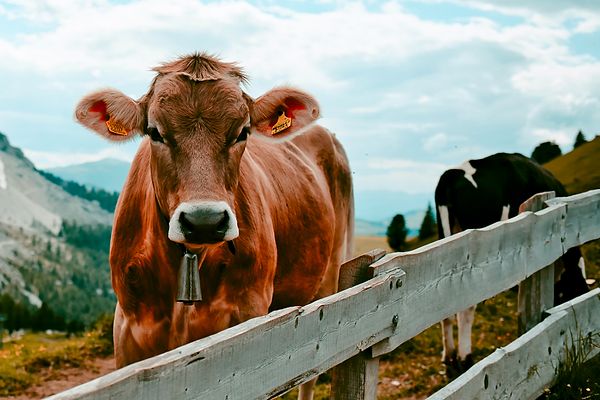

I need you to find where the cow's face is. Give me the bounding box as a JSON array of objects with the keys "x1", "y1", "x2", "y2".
[
  {"x1": 75, "y1": 54, "x2": 319, "y2": 249},
  {"x1": 145, "y1": 75, "x2": 249, "y2": 246}
]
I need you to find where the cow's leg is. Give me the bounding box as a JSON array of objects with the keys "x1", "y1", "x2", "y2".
[
  {"x1": 457, "y1": 305, "x2": 477, "y2": 371},
  {"x1": 580, "y1": 256, "x2": 596, "y2": 286},
  {"x1": 441, "y1": 317, "x2": 455, "y2": 360},
  {"x1": 113, "y1": 303, "x2": 126, "y2": 368},
  {"x1": 298, "y1": 377, "x2": 318, "y2": 400},
  {"x1": 579, "y1": 256, "x2": 587, "y2": 279},
  {"x1": 441, "y1": 316, "x2": 459, "y2": 377},
  {"x1": 295, "y1": 227, "x2": 348, "y2": 400}
]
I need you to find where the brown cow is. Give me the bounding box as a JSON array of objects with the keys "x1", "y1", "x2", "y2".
[{"x1": 75, "y1": 53, "x2": 354, "y2": 399}]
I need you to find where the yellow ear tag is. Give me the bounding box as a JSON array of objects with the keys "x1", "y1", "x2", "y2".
[
  {"x1": 106, "y1": 117, "x2": 129, "y2": 136},
  {"x1": 271, "y1": 112, "x2": 292, "y2": 135}
]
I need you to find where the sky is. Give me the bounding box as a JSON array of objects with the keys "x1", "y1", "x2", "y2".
[{"x1": 1, "y1": 0, "x2": 599, "y2": 221}]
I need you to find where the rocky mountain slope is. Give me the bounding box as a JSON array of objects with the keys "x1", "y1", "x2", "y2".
[
  {"x1": 0, "y1": 134, "x2": 112, "y2": 233},
  {"x1": 0, "y1": 132, "x2": 115, "y2": 326}
]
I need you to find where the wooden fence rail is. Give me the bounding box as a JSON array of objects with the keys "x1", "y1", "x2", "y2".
[
  {"x1": 430, "y1": 288, "x2": 600, "y2": 399},
  {"x1": 48, "y1": 189, "x2": 600, "y2": 400}
]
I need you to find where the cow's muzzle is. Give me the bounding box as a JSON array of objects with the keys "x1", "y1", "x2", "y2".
[{"x1": 168, "y1": 201, "x2": 239, "y2": 244}]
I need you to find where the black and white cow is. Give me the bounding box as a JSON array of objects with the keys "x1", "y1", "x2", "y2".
[{"x1": 434, "y1": 152, "x2": 589, "y2": 376}]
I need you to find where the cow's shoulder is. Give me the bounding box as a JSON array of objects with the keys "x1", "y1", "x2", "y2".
[
  {"x1": 110, "y1": 139, "x2": 177, "y2": 314},
  {"x1": 296, "y1": 125, "x2": 352, "y2": 193}
]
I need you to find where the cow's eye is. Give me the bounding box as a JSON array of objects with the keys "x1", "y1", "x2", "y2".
[
  {"x1": 147, "y1": 127, "x2": 164, "y2": 143},
  {"x1": 235, "y1": 126, "x2": 250, "y2": 144}
]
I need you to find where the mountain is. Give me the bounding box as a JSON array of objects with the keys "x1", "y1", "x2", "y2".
[
  {"x1": 355, "y1": 219, "x2": 388, "y2": 237},
  {"x1": 46, "y1": 160, "x2": 435, "y2": 236},
  {"x1": 354, "y1": 190, "x2": 433, "y2": 222},
  {"x1": 0, "y1": 132, "x2": 115, "y2": 327},
  {"x1": 355, "y1": 209, "x2": 426, "y2": 237},
  {"x1": 38, "y1": 170, "x2": 119, "y2": 213},
  {"x1": 48, "y1": 158, "x2": 130, "y2": 193}
]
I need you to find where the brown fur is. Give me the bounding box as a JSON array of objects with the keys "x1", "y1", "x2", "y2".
[
  {"x1": 153, "y1": 52, "x2": 248, "y2": 83},
  {"x1": 75, "y1": 55, "x2": 354, "y2": 379}
]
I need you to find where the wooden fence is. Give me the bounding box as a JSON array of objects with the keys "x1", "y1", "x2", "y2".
[{"x1": 48, "y1": 189, "x2": 600, "y2": 400}]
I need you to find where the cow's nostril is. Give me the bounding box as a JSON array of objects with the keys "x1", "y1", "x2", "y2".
[
  {"x1": 216, "y1": 211, "x2": 229, "y2": 232},
  {"x1": 179, "y1": 212, "x2": 195, "y2": 232},
  {"x1": 178, "y1": 208, "x2": 231, "y2": 243}
]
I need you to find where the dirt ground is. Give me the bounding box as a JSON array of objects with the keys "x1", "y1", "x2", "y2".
[{"x1": 4, "y1": 357, "x2": 115, "y2": 400}]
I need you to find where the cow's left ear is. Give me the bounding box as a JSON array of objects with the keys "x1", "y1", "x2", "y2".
[{"x1": 250, "y1": 87, "x2": 320, "y2": 141}]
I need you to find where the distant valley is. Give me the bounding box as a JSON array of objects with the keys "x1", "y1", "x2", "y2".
[
  {"x1": 47, "y1": 157, "x2": 431, "y2": 237},
  {"x1": 0, "y1": 132, "x2": 116, "y2": 329},
  {"x1": 48, "y1": 158, "x2": 130, "y2": 193}
]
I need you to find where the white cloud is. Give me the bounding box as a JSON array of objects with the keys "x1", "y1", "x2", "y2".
[
  {"x1": 512, "y1": 62, "x2": 600, "y2": 100},
  {"x1": 423, "y1": 132, "x2": 449, "y2": 152},
  {"x1": 1, "y1": 0, "x2": 599, "y2": 206},
  {"x1": 355, "y1": 158, "x2": 449, "y2": 194},
  {"x1": 530, "y1": 128, "x2": 572, "y2": 147}
]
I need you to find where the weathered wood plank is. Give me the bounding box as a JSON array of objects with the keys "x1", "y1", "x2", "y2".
[
  {"x1": 47, "y1": 189, "x2": 600, "y2": 400},
  {"x1": 429, "y1": 288, "x2": 600, "y2": 400},
  {"x1": 518, "y1": 191, "x2": 556, "y2": 334},
  {"x1": 330, "y1": 352, "x2": 379, "y2": 400},
  {"x1": 370, "y1": 205, "x2": 567, "y2": 357},
  {"x1": 337, "y1": 248, "x2": 386, "y2": 290},
  {"x1": 371, "y1": 191, "x2": 600, "y2": 357},
  {"x1": 546, "y1": 189, "x2": 600, "y2": 249},
  {"x1": 330, "y1": 249, "x2": 386, "y2": 400},
  {"x1": 518, "y1": 265, "x2": 555, "y2": 334},
  {"x1": 47, "y1": 268, "x2": 406, "y2": 400},
  {"x1": 519, "y1": 191, "x2": 555, "y2": 214}
]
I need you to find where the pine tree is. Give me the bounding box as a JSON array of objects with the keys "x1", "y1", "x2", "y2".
[
  {"x1": 531, "y1": 141, "x2": 562, "y2": 164},
  {"x1": 386, "y1": 214, "x2": 408, "y2": 251},
  {"x1": 419, "y1": 203, "x2": 436, "y2": 240},
  {"x1": 574, "y1": 130, "x2": 587, "y2": 149}
]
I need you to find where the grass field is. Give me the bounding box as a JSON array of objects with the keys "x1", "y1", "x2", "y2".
[
  {"x1": 0, "y1": 316, "x2": 112, "y2": 398},
  {"x1": 352, "y1": 235, "x2": 393, "y2": 256}
]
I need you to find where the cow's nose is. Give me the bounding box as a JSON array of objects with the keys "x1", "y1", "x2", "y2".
[
  {"x1": 168, "y1": 201, "x2": 239, "y2": 244},
  {"x1": 179, "y1": 208, "x2": 230, "y2": 243}
]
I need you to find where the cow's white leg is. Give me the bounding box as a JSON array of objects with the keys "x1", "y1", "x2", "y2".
[
  {"x1": 457, "y1": 305, "x2": 477, "y2": 364},
  {"x1": 298, "y1": 377, "x2": 317, "y2": 400},
  {"x1": 500, "y1": 205, "x2": 510, "y2": 221},
  {"x1": 579, "y1": 257, "x2": 587, "y2": 279},
  {"x1": 438, "y1": 204, "x2": 459, "y2": 372},
  {"x1": 441, "y1": 316, "x2": 456, "y2": 361},
  {"x1": 438, "y1": 205, "x2": 452, "y2": 238}
]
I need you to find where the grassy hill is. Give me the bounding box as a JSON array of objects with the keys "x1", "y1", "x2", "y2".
[{"x1": 544, "y1": 135, "x2": 600, "y2": 194}]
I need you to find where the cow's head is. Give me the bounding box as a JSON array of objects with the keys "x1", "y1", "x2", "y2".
[{"x1": 75, "y1": 53, "x2": 319, "y2": 249}]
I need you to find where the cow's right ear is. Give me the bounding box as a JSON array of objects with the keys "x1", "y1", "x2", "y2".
[{"x1": 74, "y1": 89, "x2": 143, "y2": 142}]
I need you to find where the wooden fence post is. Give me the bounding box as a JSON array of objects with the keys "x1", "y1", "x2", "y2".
[
  {"x1": 330, "y1": 248, "x2": 386, "y2": 400},
  {"x1": 517, "y1": 191, "x2": 556, "y2": 334}
]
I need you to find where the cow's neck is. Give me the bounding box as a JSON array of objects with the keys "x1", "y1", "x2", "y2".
[{"x1": 111, "y1": 143, "x2": 181, "y2": 318}]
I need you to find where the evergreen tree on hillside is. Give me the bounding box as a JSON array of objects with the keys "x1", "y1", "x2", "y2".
[
  {"x1": 419, "y1": 203, "x2": 436, "y2": 240},
  {"x1": 386, "y1": 214, "x2": 408, "y2": 252},
  {"x1": 531, "y1": 141, "x2": 562, "y2": 164},
  {"x1": 37, "y1": 169, "x2": 119, "y2": 212},
  {"x1": 0, "y1": 294, "x2": 33, "y2": 331},
  {"x1": 574, "y1": 130, "x2": 587, "y2": 149}
]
